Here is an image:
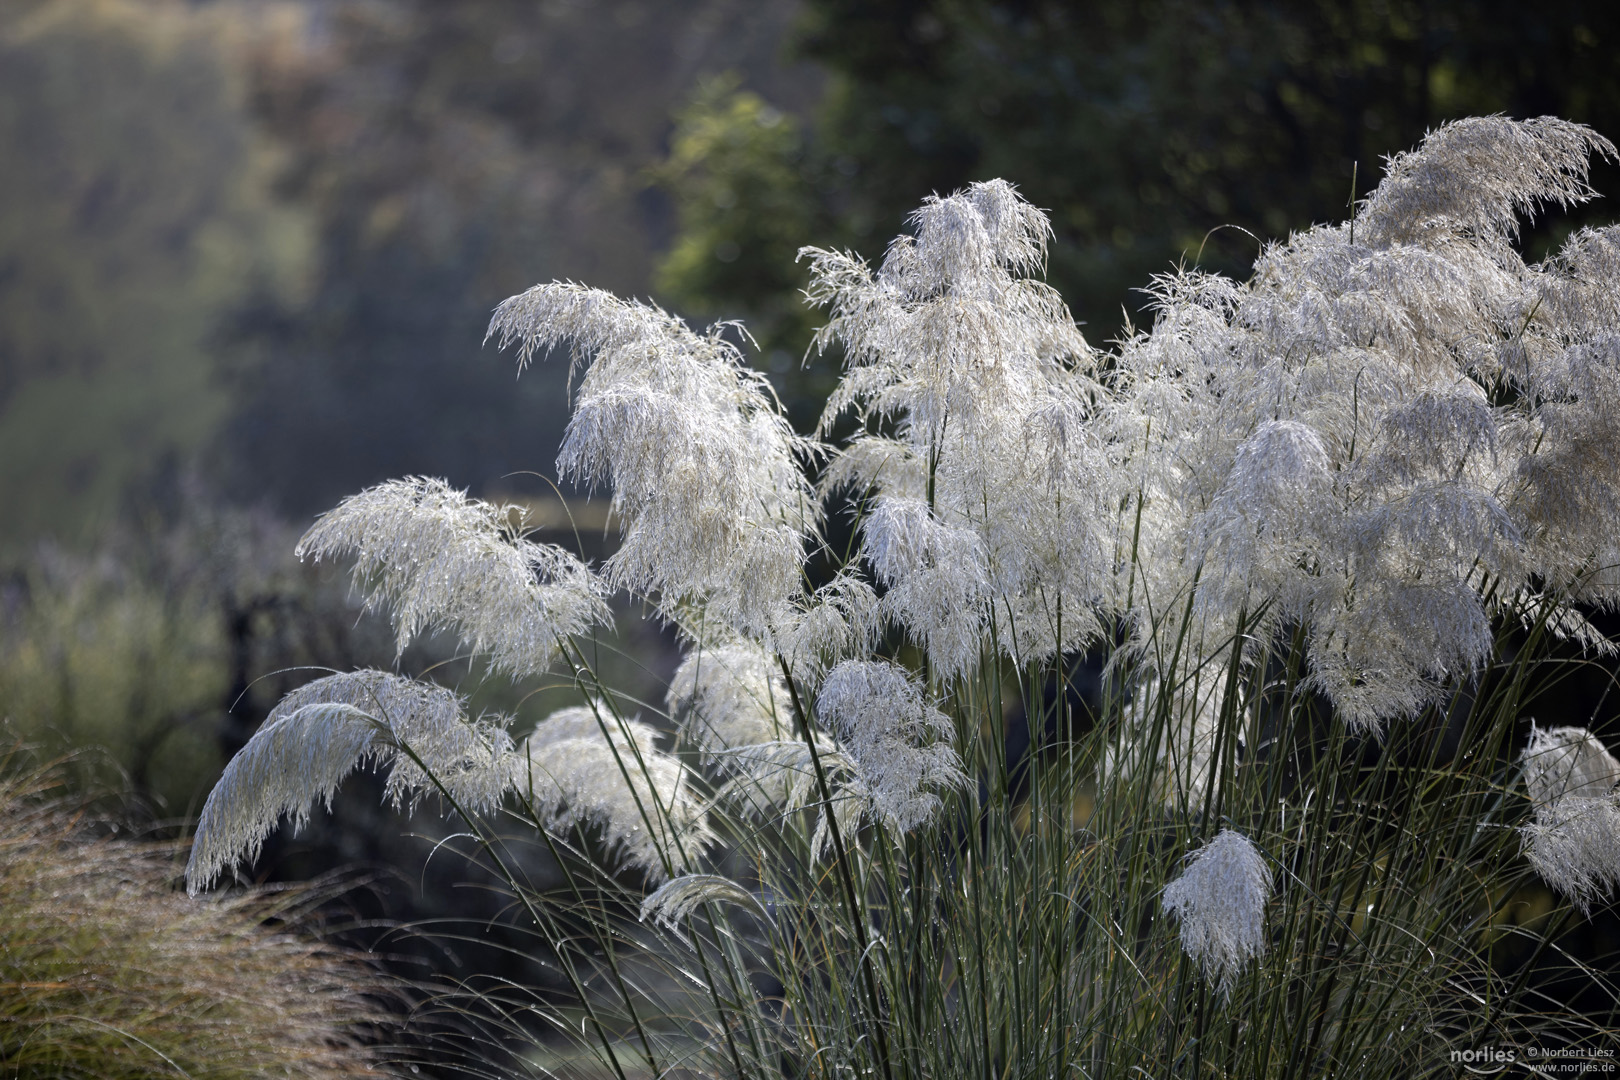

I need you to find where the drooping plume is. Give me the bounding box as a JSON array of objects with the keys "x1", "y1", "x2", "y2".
[
  {"x1": 1191, "y1": 419, "x2": 1333, "y2": 615},
  {"x1": 518, "y1": 704, "x2": 714, "y2": 880},
  {"x1": 1161, "y1": 829, "x2": 1273, "y2": 996},
  {"x1": 815, "y1": 659, "x2": 967, "y2": 834},
  {"x1": 486, "y1": 284, "x2": 816, "y2": 633},
  {"x1": 188, "y1": 671, "x2": 516, "y2": 893},
  {"x1": 860, "y1": 497, "x2": 988, "y2": 678},
  {"x1": 668, "y1": 642, "x2": 794, "y2": 759},
  {"x1": 297, "y1": 477, "x2": 609, "y2": 678},
  {"x1": 770, "y1": 572, "x2": 880, "y2": 682},
  {"x1": 1522, "y1": 725, "x2": 1620, "y2": 807},
  {"x1": 667, "y1": 640, "x2": 853, "y2": 825},
  {"x1": 1521, "y1": 798, "x2": 1620, "y2": 913},
  {"x1": 1519, "y1": 725, "x2": 1620, "y2": 912},
  {"x1": 639, "y1": 873, "x2": 773, "y2": 931}
]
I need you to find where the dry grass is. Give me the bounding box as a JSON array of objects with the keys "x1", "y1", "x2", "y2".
[{"x1": 0, "y1": 755, "x2": 394, "y2": 1079}]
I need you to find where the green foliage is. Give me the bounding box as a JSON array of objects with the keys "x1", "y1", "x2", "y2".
[
  {"x1": 0, "y1": 550, "x2": 228, "y2": 815},
  {"x1": 0, "y1": 754, "x2": 388, "y2": 1079},
  {"x1": 654, "y1": 78, "x2": 820, "y2": 351},
  {"x1": 0, "y1": 0, "x2": 311, "y2": 551},
  {"x1": 658, "y1": 0, "x2": 1620, "y2": 341}
]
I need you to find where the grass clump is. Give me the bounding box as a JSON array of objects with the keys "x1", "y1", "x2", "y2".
[
  {"x1": 0, "y1": 755, "x2": 390, "y2": 1080},
  {"x1": 187, "y1": 116, "x2": 1620, "y2": 1077}
]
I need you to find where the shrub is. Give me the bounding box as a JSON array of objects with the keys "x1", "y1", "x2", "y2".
[{"x1": 192, "y1": 117, "x2": 1620, "y2": 1077}]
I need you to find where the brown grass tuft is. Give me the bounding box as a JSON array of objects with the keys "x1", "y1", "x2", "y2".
[{"x1": 0, "y1": 755, "x2": 395, "y2": 1079}]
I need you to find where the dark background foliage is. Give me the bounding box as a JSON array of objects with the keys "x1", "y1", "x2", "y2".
[{"x1": 656, "y1": 0, "x2": 1620, "y2": 410}]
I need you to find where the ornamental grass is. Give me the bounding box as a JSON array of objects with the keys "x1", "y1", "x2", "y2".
[
  {"x1": 1, "y1": 753, "x2": 390, "y2": 1079},
  {"x1": 189, "y1": 117, "x2": 1620, "y2": 1078}
]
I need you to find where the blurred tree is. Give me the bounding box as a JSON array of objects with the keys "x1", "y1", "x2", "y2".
[
  {"x1": 221, "y1": 0, "x2": 819, "y2": 518},
  {"x1": 657, "y1": 0, "x2": 1620, "y2": 350},
  {"x1": 650, "y1": 73, "x2": 851, "y2": 428},
  {"x1": 0, "y1": 0, "x2": 312, "y2": 552},
  {"x1": 653, "y1": 80, "x2": 818, "y2": 348}
]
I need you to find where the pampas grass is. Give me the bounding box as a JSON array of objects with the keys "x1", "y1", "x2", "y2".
[{"x1": 188, "y1": 117, "x2": 1620, "y2": 1078}]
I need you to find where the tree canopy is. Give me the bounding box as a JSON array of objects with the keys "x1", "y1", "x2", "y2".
[{"x1": 658, "y1": 0, "x2": 1620, "y2": 361}]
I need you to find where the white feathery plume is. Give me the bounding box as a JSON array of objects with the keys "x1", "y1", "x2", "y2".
[
  {"x1": 1506, "y1": 255, "x2": 1620, "y2": 603},
  {"x1": 1161, "y1": 829, "x2": 1273, "y2": 996},
  {"x1": 188, "y1": 703, "x2": 379, "y2": 895},
  {"x1": 668, "y1": 642, "x2": 794, "y2": 758},
  {"x1": 1192, "y1": 419, "x2": 1333, "y2": 615},
  {"x1": 710, "y1": 737, "x2": 864, "y2": 860},
  {"x1": 269, "y1": 671, "x2": 517, "y2": 813},
  {"x1": 800, "y1": 120, "x2": 1620, "y2": 727},
  {"x1": 667, "y1": 639, "x2": 858, "y2": 829},
  {"x1": 1522, "y1": 725, "x2": 1620, "y2": 807},
  {"x1": 1355, "y1": 116, "x2": 1614, "y2": 251},
  {"x1": 815, "y1": 660, "x2": 967, "y2": 834},
  {"x1": 1521, "y1": 798, "x2": 1620, "y2": 914},
  {"x1": 667, "y1": 642, "x2": 814, "y2": 810},
  {"x1": 818, "y1": 435, "x2": 927, "y2": 505},
  {"x1": 297, "y1": 477, "x2": 609, "y2": 678},
  {"x1": 770, "y1": 572, "x2": 881, "y2": 681},
  {"x1": 188, "y1": 671, "x2": 516, "y2": 893},
  {"x1": 518, "y1": 704, "x2": 713, "y2": 880},
  {"x1": 1303, "y1": 575, "x2": 1495, "y2": 732},
  {"x1": 1519, "y1": 726, "x2": 1620, "y2": 912},
  {"x1": 1535, "y1": 602, "x2": 1620, "y2": 659},
  {"x1": 861, "y1": 497, "x2": 989, "y2": 678},
  {"x1": 806, "y1": 180, "x2": 1082, "y2": 439},
  {"x1": 1100, "y1": 117, "x2": 1620, "y2": 732},
  {"x1": 485, "y1": 283, "x2": 816, "y2": 633},
  {"x1": 639, "y1": 873, "x2": 773, "y2": 930},
  {"x1": 809, "y1": 180, "x2": 1113, "y2": 668}
]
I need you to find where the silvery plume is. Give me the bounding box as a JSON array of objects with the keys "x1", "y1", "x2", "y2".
[
  {"x1": 1189, "y1": 419, "x2": 1334, "y2": 619},
  {"x1": 485, "y1": 283, "x2": 817, "y2": 634},
  {"x1": 187, "y1": 670, "x2": 517, "y2": 893},
  {"x1": 1107, "y1": 117, "x2": 1620, "y2": 732},
  {"x1": 1519, "y1": 725, "x2": 1620, "y2": 912},
  {"x1": 668, "y1": 642, "x2": 794, "y2": 757},
  {"x1": 815, "y1": 659, "x2": 968, "y2": 834},
  {"x1": 639, "y1": 873, "x2": 773, "y2": 931},
  {"x1": 1161, "y1": 829, "x2": 1273, "y2": 997},
  {"x1": 807, "y1": 180, "x2": 1113, "y2": 671},
  {"x1": 1522, "y1": 724, "x2": 1620, "y2": 806},
  {"x1": 668, "y1": 641, "x2": 811, "y2": 810},
  {"x1": 518, "y1": 704, "x2": 714, "y2": 880},
  {"x1": 297, "y1": 477, "x2": 609, "y2": 678},
  {"x1": 860, "y1": 497, "x2": 990, "y2": 678},
  {"x1": 667, "y1": 642, "x2": 858, "y2": 851},
  {"x1": 769, "y1": 571, "x2": 880, "y2": 682}
]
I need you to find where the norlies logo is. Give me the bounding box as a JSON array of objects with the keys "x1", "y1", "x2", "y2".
[{"x1": 1451, "y1": 1047, "x2": 1516, "y2": 1074}]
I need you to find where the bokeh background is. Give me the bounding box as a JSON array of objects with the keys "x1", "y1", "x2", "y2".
[{"x1": 5, "y1": 0, "x2": 1620, "y2": 1068}]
